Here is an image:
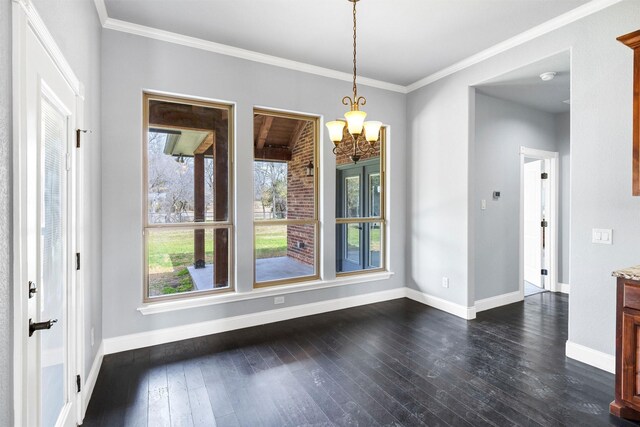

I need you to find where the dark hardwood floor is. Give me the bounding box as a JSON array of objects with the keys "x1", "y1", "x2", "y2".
[{"x1": 85, "y1": 293, "x2": 636, "y2": 426}]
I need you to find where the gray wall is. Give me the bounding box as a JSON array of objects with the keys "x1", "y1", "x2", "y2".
[
  {"x1": 407, "y1": 0, "x2": 640, "y2": 356},
  {"x1": 101, "y1": 29, "x2": 407, "y2": 339},
  {"x1": 556, "y1": 112, "x2": 571, "y2": 285},
  {"x1": 0, "y1": 0, "x2": 13, "y2": 423},
  {"x1": 473, "y1": 93, "x2": 559, "y2": 301},
  {"x1": 31, "y1": 0, "x2": 103, "y2": 379}
]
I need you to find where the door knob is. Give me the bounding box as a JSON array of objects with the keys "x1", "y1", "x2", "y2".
[{"x1": 29, "y1": 318, "x2": 58, "y2": 337}]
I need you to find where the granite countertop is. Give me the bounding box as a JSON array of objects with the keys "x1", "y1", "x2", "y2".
[{"x1": 613, "y1": 266, "x2": 640, "y2": 281}]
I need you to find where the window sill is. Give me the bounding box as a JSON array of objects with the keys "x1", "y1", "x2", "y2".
[{"x1": 137, "y1": 271, "x2": 394, "y2": 315}]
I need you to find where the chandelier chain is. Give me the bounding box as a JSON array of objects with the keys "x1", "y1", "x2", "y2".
[{"x1": 352, "y1": 0, "x2": 357, "y2": 101}]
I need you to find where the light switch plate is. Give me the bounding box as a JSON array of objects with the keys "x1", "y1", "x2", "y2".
[
  {"x1": 481, "y1": 200, "x2": 486, "y2": 210},
  {"x1": 592, "y1": 228, "x2": 612, "y2": 245}
]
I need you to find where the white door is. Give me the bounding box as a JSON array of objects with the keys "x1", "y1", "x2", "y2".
[
  {"x1": 524, "y1": 160, "x2": 542, "y2": 288},
  {"x1": 24, "y1": 22, "x2": 79, "y2": 427}
]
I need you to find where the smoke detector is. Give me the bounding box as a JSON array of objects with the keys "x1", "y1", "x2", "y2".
[{"x1": 540, "y1": 72, "x2": 557, "y2": 81}]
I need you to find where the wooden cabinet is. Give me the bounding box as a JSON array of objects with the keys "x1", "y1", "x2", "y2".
[
  {"x1": 617, "y1": 30, "x2": 640, "y2": 196},
  {"x1": 611, "y1": 277, "x2": 640, "y2": 420}
]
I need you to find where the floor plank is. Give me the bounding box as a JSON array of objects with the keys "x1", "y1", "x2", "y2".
[{"x1": 84, "y1": 294, "x2": 637, "y2": 426}]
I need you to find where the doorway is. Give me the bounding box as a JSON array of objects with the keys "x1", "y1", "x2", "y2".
[
  {"x1": 524, "y1": 157, "x2": 549, "y2": 296},
  {"x1": 471, "y1": 50, "x2": 570, "y2": 312},
  {"x1": 520, "y1": 147, "x2": 559, "y2": 298},
  {"x1": 13, "y1": 6, "x2": 83, "y2": 426},
  {"x1": 336, "y1": 159, "x2": 381, "y2": 272}
]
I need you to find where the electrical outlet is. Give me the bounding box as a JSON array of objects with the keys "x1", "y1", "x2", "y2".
[
  {"x1": 274, "y1": 296, "x2": 285, "y2": 305},
  {"x1": 442, "y1": 277, "x2": 449, "y2": 288},
  {"x1": 90, "y1": 327, "x2": 95, "y2": 347}
]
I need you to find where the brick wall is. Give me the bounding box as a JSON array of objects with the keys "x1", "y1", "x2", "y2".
[{"x1": 287, "y1": 121, "x2": 315, "y2": 266}]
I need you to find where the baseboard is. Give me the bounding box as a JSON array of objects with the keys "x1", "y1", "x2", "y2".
[
  {"x1": 103, "y1": 287, "x2": 406, "y2": 354},
  {"x1": 82, "y1": 341, "x2": 104, "y2": 418},
  {"x1": 558, "y1": 282, "x2": 570, "y2": 294},
  {"x1": 405, "y1": 288, "x2": 476, "y2": 320},
  {"x1": 565, "y1": 340, "x2": 614, "y2": 374},
  {"x1": 475, "y1": 290, "x2": 523, "y2": 313}
]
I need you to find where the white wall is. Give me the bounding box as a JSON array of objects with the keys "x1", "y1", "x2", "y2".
[
  {"x1": 556, "y1": 112, "x2": 571, "y2": 285},
  {"x1": 100, "y1": 29, "x2": 407, "y2": 340},
  {"x1": 473, "y1": 93, "x2": 559, "y2": 301},
  {"x1": 31, "y1": 0, "x2": 103, "y2": 380},
  {"x1": 0, "y1": 0, "x2": 13, "y2": 423},
  {"x1": 407, "y1": 0, "x2": 640, "y2": 356}
]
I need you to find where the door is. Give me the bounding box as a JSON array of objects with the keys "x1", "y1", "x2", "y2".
[
  {"x1": 337, "y1": 162, "x2": 380, "y2": 272},
  {"x1": 24, "y1": 23, "x2": 79, "y2": 427},
  {"x1": 524, "y1": 160, "x2": 543, "y2": 288}
]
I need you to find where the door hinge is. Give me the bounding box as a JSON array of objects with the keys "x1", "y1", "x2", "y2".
[
  {"x1": 28, "y1": 281, "x2": 37, "y2": 299},
  {"x1": 541, "y1": 172, "x2": 548, "y2": 179},
  {"x1": 76, "y1": 375, "x2": 81, "y2": 393},
  {"x1": 76, "y1": 253, "x2": 80, "y2": 270},
  {"x1": 541, "y1": 269, "x2": 548, "y2": 276},
  {"x1": 541, "y1": 220, "x2": 548, "y2": 228},
  {"x1": 76, "y1": 129, "x2": 89, "y2": 148}
]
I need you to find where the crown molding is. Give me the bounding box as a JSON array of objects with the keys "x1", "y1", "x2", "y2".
[
  {"x1": 405, "y1": 0, "x2": 625, "y2": 92},
  {"x1": 92, "y1": 0, "x2": 108, "y2": 26},
  {"x1": 93, "y1": 0, "x2": 623, "y2": 95},
  {"x1": 96, "y1": 0, "x2": 407, "y2": 94}
]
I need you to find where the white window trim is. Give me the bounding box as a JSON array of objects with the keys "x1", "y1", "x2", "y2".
[{"x1": 137, "y1": 271, "x2": 394, "y2": 315}]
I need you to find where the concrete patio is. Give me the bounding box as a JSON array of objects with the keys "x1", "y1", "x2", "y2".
[
  {"x1": 255, "y1": 256, "x2": 314, "y2": 282},
  {"x1": 187, "y1": 256, "x2": 314, "y2": 289}
]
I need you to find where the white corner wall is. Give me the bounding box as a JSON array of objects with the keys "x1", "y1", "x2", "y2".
[
  {"x1": 407, "y1": 0, "x2": 640, "y2": 357},
  {"x1": 556, "y1": 111, "x2": 571, "y2": 285},
  {"x1": 100, "y1": 29, "x2": 407, "y2": 341}
]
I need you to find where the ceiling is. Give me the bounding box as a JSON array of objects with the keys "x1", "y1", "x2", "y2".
[
  {"x1": 103, "y1": 0, "x2": 590, "y2": 86},
  {"x1": 254, "y1": 114, "x2": 310, "y2": 161},
  {"x1": 476, "y1": 51, "x2": 570, "y2": 113}
]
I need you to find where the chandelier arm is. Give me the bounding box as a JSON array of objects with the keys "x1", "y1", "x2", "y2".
[
  {"x1": 356, "y1": 135, "x2": 378, "y2": 156},
  {"x1": 342, "y1": 96, "x2": 354, "y2": 108}
]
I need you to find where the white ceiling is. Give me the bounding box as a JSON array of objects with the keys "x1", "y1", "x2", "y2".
[
  {"x1": 476, "y1": 51, "x2": 570, "y2": 113},
  {"x1": 103, "y1": 0, "x2": 589, "y2": 86}
]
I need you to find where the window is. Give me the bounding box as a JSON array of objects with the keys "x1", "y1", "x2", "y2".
[
  {"x1": 253, "y1": 109, "x2": 319, "y2": 287},
  {"x1": 336, "y1": 128, "x2": 386, "y2": 274},
  {"x1": 143, "y1": 93, "x2": 233, "y2": 301}
]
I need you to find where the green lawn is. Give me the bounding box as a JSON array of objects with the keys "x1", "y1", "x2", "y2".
[
  {"x1": 148, "y1": 227, "x2": 288, "y2": 296},
  {"x1": 147, "y1": 229, "x2": 213, "y2": 296},
  {"x1": 147, "y1": 225, "x2": 378, "y2": 297},
  {"x1": 254, "y1": 225, "x2": 287, "y2": 259}
]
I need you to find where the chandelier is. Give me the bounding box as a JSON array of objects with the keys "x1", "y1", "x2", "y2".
[{"x1": 326, "y1": 0, "x2": 382, "y2": 164}]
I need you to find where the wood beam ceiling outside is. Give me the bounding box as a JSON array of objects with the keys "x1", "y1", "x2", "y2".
[
  {"x1": 255, "y1": 116, "x2": 274, "y2": 150},
  {"x1": 254, "y1": 147, "x2": 292, "y2": 161},
  {"x1": 194, "y1": 131, "x2": 215, "y2": 155}
]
